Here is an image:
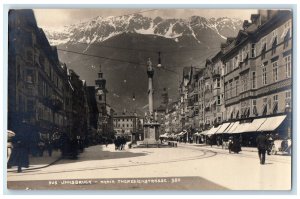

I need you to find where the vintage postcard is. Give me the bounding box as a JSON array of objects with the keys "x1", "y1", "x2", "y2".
[{"x1": 6, "y1": 7, "x2": 293, "y2": 191}]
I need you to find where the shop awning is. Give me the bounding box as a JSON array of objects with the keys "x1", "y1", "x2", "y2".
[
  {"x1": 200, "y1": 130, "x2": 209, "y2": 135},
  {"x1": 215, "y1": 123, "x2": 231, "y2": 134},
  {"x1": 225, "y1": 121, "x2": 240, "y2": 134},
  {"x1": 242, "y1": 118, "x2": 266, "y2": 133},
  {"x1": 206, "y1": 126, "x2": 221, "y2": 135},
  {"x1": 257, "y1": 115, "x2": 286, "y2": 132},
  {"x1": 231, "y1": 122, "x2": 251, "y2": 134}
]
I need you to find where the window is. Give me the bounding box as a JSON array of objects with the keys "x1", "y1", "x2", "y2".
[
  {"x1": 261, "y1": 44, "x2": 266, "y2": 60},
  {"x1": 243, "y1": 75, "x2": 248, "y2": 92},
  {"x1": 271, "y1": 37, "x2": 277, "y2": 55},
  {"x1": 262, "y1": 64, "x2": 267, "y2": 85},
  {"x1": 285, "y1": 91, "x2": 291, "y2": 108},
  {"x1": 282, "y1": 20, "x2": 291, "y2": 47},
  {"x1": 251, "y1": 43, "x2": 256, "y2": 58},
  {"x1": 252, "y1": 71, "x2": 256, "y2": 89},
  {"x1": 98, "y1": 95, "x2": 102, "y2": 101},
  {"x1": 284, "y1": 55, "x2": 291, "y2": 78},
  {"x1": 234, "y1": 56, "x2": 238, "y2": 69},
  {"x1": 239, "y1": 51, "x2": 243, "y2": 63},
  {"x1": 216, "y1": 78, "x2": 220, "y2": 88},
  {"x1": 229, "y1": 81, "x2": 233, "y2": 98},
  {"x1": 260, "y1": 37, "x2": 267, "y2": 60},
  {"x1": 235, "y1": 79, "x2": 239, "y2": 96},
  {"x1": 217, "y1": 96, "x2": 221, "y2": 105},
  {"x1": 26, "y1": 69, "x2": 34, "y2": 83},
  {"x1": 273, "y1": 95, "x2": 279, "y2": 114},
  {"x1": 272, "y1": 61, "x2": 278, "y2": 82},
  {"x1": 262, "y1": 97, "x2": 268, "y2": 116},
  {"x1": 284, "y1": 29, "x2": 291, "y2": 49}
]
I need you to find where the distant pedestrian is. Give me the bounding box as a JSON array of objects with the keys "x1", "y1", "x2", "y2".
[
  {"x1": 256, "y1": 132, "x2": 268, "y2": 165},
  {"x1": 45, "y1": 139, "x2": 53, "y2": 157}
]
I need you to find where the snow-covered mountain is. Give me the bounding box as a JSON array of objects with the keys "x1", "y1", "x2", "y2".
[
  {"x1": 44, "y1": 14, "x2": 242, "y2": 47},
  {"x1": 42, "y1": 14, "x2": 243, "y2": 114}
]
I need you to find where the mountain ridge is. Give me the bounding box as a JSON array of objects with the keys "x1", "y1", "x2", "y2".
[
  {"x1": 43, "y1": 14, "x2": 242, "y2": 48},
  {"x1": 41, "y1": 14, "x2": 243, "y2": 113}
]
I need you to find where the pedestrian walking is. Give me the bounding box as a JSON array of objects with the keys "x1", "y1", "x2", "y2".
[{"x1": 256, "y1": 132, "x2": 268, "y2": 165}]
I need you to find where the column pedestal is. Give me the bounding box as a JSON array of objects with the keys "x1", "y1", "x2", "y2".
[{"x1": 142, "y1": 122, "x2": 160, "y2": 146}]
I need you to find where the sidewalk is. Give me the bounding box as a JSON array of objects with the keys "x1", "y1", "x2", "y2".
[{"x1": 7, "y1": 149, "x2": 62, "y2": 172}]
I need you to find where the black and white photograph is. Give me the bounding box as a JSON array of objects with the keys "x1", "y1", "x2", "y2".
[{"x1": 5, "y1": 5, "x2": 294, "y2": 192}]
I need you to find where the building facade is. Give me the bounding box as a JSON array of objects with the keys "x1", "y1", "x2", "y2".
[
  {"x1": 113, "y1": 112, "x2": 141, "y2": 141},
  {"x1": 222, "y1": 10, "x2": 292, "y2": 129},
  {"x1": 8, "y1": 9, "x2": 91, "y2": 146},
  {"x1": 177, "y1": 10, "x2": 292, "y2": 141}
]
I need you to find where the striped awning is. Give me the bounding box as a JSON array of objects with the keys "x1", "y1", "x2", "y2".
[{"x1": 257, "y1": 115, "x2": 286, "y2": 132}]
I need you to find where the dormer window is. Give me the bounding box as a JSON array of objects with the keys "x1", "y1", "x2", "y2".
[{"x1": 260, "y1": 36, "x2": 267, "y2": 60}]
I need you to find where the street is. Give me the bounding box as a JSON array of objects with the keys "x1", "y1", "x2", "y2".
[{"x1": 7, "y1": 143, "x2": 291, "y2": 190}]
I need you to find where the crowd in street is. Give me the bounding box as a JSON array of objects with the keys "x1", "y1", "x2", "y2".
[
  {"x1": 7, "y1": 127, "x2": 86, "y2": 173},
  {"x1": 114, "y1": 136, "x2": 127, "y2": 150},
  {"x1": 7, "y1": 125, "x2": 132, "y2": 173}
]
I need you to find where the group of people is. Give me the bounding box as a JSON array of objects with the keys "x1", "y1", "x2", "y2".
[
  {"x1": 114, "y1": 136, "x2": 127, "y2": 150},
  {"x1": 7, "y1": 127, "x2": 87, "y2": 172}
]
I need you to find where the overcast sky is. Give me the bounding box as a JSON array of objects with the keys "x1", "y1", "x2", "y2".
[{"x1": 33, "y1": 9, "x2": 257, "y2": 29}]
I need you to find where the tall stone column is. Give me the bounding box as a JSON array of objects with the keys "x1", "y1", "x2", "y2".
[
  {"x1": 143, "y1": 58, "x2": 160, "y2": 146},
  {"x1": 147, "y1": 58, "x2": 154, "y2": 116}
]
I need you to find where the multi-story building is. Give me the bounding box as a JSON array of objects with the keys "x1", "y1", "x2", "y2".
[
  {"x1": 113, "y1": 112, "x2": 140, "y2": 141},
  {"x1": 9, "y1": 10, "x2": 66, "y2": 137},
  {"x1": 178, "y1": 10, "x2": 292, "y2": 142},
  {"x1": 8, "y1": 9, "x2": 92, "y2": 146},
  {"x1": 94, "y1": 66, "x2": 115, "y2": 142},
  {"x1": 210, "y1": 51, "x2": 226, "y2": 124},
  {"x1": 179, "y1": 67, "x2": 193, "y2": 131},
  {"x1": 164, "y1": 100, "x2": 181, "y2": 134},
  {"x1": 221, "y1": 10, "x2": 292, "y2": 138}
]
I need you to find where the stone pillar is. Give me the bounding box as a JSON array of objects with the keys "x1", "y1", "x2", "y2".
[{"x1": 143, "y1": 58, "x2": 160, "y2": 146}]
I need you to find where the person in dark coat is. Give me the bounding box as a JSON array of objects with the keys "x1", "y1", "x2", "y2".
[
  {"x1": 45, "y1": 139, "x2": 53, "y2": 157},
  {"x1": 256, "y1": 132, "x2": 268, "y2": 165},
  {"x1": 59, "y1": 133, "x2": 69, "y2": 158},
  {"x1": 231, "y1": 135, "x2": 241, "y2": 153},
  {"x1": 7, "y1": 134, "x2": 29, "y2": 173}
]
